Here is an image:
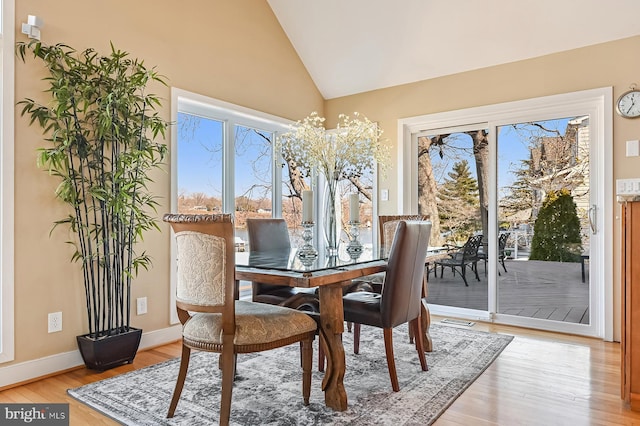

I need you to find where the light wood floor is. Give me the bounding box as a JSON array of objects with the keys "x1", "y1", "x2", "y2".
[{"x1": 2, "y1": 317, "x2": 639, "y2": 425}]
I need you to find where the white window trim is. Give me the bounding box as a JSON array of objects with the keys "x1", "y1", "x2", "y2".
[
  {"x1": 1, "y1": 0, "x2": 16, "y2": 363},
  {"x1": 398, "y1": 87, "x2": 613, "y2": 341},
  {"x1": 169, "y1": 88, "x2": 293, "y2": 324}
]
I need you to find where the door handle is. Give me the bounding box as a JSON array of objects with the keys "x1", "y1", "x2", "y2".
[{"x1": 588, "y1": 204, "x2": 597, "y2": 234}]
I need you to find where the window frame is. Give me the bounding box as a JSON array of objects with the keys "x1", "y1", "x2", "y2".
[{"x1": 1, "y1": 0, "x2": 16, "y2": 364}]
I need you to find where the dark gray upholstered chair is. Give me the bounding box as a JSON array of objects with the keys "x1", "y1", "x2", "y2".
[
  {"x1": 342, "y1": 220, "x2": 432, "y2": 391},
  {"x1": 246, "y1": 218, "x2": 318, "y2": 310},
  {"x1": 163, "y1": 214, "x2": 316, "y2": 426}
]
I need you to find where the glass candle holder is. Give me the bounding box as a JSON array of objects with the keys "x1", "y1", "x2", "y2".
[
  {"x1": 346, "y1": 221, "x2": 363, "y2": 260},
  {"x1": 297, "y1": 221, "x2": 318, "y2": 266}
]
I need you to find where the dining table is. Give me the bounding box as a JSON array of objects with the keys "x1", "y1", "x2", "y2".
[{"x1": 235, "y1": 245, "x2": 433, "y2": 411}]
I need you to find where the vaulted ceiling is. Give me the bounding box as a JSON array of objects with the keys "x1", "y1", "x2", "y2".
[{"x1": 268, "y1": 0, "x2": 640, "y2": 99}]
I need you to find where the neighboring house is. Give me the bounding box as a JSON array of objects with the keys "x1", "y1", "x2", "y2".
[{"x1": 529, "y1": 116, "x2": 591, "y2": 242}]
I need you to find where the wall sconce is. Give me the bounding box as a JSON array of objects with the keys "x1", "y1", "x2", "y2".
[{"x1": 21, "y1": 15, "x2": 44, "y2": 40}]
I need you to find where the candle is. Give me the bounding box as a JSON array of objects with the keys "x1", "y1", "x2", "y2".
[
  {"x1": 302, "y1": 190, "x2": 313, "y2": 223},
  {"x1": 349, "y1": 193, "x2": 360, "y2": 222}
]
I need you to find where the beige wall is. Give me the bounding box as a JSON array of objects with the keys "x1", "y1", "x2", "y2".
[
  {"x1": 7, "y1": 1, "x2": 639, "y2": 374},
  {"x1": 326, "y1": 35, "x2": 640, "y2": 341},
  {"x1": 10, "y1": 0, "x2": 323, "y2": 366}
]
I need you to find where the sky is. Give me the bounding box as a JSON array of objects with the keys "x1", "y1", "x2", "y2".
[
  {"x1": 429, "y1": 118, "x2": 571, "y2": 196},
  {"x1": 177, "y1": 113, "x2": 274, "y2": 200},
  {"x1": 177, "y1": 111, "x2": 574, "y2": 203}
]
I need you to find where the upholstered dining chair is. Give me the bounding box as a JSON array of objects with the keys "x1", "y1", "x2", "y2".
[
  {"x1": 246, "y1": 218, "x2": 318, "y2": 309},
  {"x1": 342, "y1": 220, "x2": 432, "y2": 391},
  {"x1": 346, "y1": 214, "x2": 429, "y2": 352},
  {"x1": 163, "y1": 214, "x2": 317, "y2": 426}
]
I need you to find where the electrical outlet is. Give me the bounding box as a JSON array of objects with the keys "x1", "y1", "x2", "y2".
[
  {"x1": 137, "y1": 297, "x2": 148, "y2": 315},
  {"x1": 48, "y1": 312, "x2": 62, "y2": 333}
]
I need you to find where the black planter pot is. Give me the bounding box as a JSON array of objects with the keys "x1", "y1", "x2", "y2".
[{"x1": 77, "y1": 327, "x2": 142, "y2": 371}]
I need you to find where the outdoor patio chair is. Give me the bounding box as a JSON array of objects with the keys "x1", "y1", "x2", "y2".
[
  {"x1": 163, "y1": 214, "x2": 317, "y2": 425},
  {"x1": 476, "y1": 232, "x2": 510, "y2": 275},
  {"x1": 434, "y1": 234, "x2": 483, "y2": 286}
]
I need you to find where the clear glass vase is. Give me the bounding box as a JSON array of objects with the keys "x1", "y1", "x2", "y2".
[{"x1": 323, "y1": 178, "x2": 340, "y2": 257}]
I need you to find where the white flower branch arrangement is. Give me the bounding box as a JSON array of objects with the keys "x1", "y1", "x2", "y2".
[{"x1": 278, "y1": 111, "x2": 389, "y2": 183}]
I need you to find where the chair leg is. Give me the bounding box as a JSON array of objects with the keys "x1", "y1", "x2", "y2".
[
  {"x1": 219, "y1": 345, "x2": 236, "y2": 426},
  {"x1": 354, "y1": 323, "x2": 361, "y2": 354},
  {"x1": 347, "y1": 321, "x2": 352, "y2": 332},
  {"x1": 459, "y1": 266, "x2": 469, "y2": 287},
  {"x1": 383, "y1": 328, "x2": 400, "y2": 392},
  {"x1": 473, "y1": 262, "x2": 480, "y2": 281},
  {"x1": 301, "y1": 337, "x2": 313, "y2": 405},
  {"x1": 501, "y1": 258, "x2": 508, "y2": 273},
  {"x1": 167, "y1": 343, "x2": 191, "y2": 418},
  {"x1": 411, "y1": 318, "x2": 428, "y2": 371}
]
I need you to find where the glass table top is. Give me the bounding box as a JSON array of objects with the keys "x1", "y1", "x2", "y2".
[
  {"x1": 236, "y1": 245, "x2": 447, "y2": 274},
  {"x1": 235, "y1": 245, "x2": 387, "y2": 274}
]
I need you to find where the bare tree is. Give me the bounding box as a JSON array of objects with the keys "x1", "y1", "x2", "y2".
[
  {"x1": 470, "y1": 130, "x2": 489, "y2": 243},
  {"x1": 417, "y1": 130, "x2": 489, "y2": 245},
  {"x1": 417, "y1": 135, "x2": 444, "y2": 244}
]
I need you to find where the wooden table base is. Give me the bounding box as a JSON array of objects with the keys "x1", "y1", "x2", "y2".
[{"x1": 318, "y1": 284, "x2": 348, "y2": 411}]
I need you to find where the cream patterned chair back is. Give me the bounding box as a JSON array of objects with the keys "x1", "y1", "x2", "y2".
[
  {"x1": 175, "y1": 231, "x2": 227, "y2": 307},
  {"x1": 163, "y1": 213, "x2": 235, "y2": 317},
  {"x1": 378, "y1": 215, "x2": 429, "y2": 255}
]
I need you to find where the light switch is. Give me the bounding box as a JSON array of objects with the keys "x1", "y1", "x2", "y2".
[
  {"x1": 626, "y1": 140, "x2": 639, "y2": 157},
  {"x1": 380, "y1": 189, "x2": 389, "y2": 201},
  {"x1": 617, "y1": 178, "x2": 640, "y2": 195}
]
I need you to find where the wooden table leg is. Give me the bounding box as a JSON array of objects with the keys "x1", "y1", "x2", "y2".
[
  {"x1": 318, "y1": 283, "x2": 348, "y2": 411},
  {"x1": 421, "y1": 275, "x2": 433, "y2": 352}
]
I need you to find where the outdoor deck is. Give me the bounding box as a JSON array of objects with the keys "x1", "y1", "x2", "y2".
[{"x1": 426, "y1": 258, "x2": 590, "y2": 324}]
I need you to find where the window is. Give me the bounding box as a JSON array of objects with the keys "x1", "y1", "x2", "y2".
[
  {"x1": 170, "y1": 88, "x2": 293, "y2": 323},
  {"x1": 1, "y1": 0, "x2": 15, "y2": 363}
]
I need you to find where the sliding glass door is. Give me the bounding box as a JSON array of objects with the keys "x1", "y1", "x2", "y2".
[{"x1": 401, "y1": 88, "x2": 611, "y2": 338}]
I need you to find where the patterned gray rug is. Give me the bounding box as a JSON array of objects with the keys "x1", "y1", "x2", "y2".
[{"x1": 68, "y1": 323, "x2": 513, "y2": 425}]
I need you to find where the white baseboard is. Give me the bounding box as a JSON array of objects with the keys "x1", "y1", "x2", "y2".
[{"x1": 0, "y1": 325, "x2": 182, "y2": 389}]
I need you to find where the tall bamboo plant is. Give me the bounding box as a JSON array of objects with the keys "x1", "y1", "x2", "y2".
[{"x1": 17, "y1": 41, "x2": 169, "y2": 339}]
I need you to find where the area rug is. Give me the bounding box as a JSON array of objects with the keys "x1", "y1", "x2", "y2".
[{"x1": 68, "y1": 323, "x2": 513, "y2": 425}]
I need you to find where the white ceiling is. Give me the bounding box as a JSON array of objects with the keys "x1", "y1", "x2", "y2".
[{"x1": 268, "y1": 0, "x2": 640, "y2": 99}]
